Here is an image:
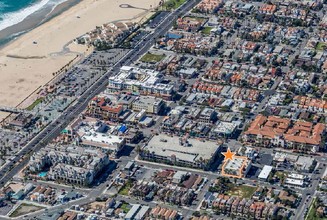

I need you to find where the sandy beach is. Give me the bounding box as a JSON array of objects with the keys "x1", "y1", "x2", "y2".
[{"x1": 0, "y1": 0, "x2": 159, "y2": 112}]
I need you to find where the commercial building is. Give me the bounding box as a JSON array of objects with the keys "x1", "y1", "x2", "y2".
[
  {"x1": 70, "y1": 117, "x2": 126, "y2": 154},
  {"x1": 125, "y1": 204, "x2": 150, "y2": 220},
  {"x1": 221, "y1": 156, "x2": 251, "y2": 178},
  {"x1": 284, "y1": 173, "x2": 306, "y2": 188},
  {"x1": 258, "y1": 165, "x2": 273, "y2": 181},
  {"x1": 139, "y1": 134, "x2": 222, "y2": 170},
  {"x1": 179, "y1": 68, "x2": 197, "y2": 78},
  {"x1": 9, "y1": 113, "x2": 33, "y2": 128},
  {"x1": 295, "y1": 156, "x2": 316, "y2": 173},
  {"x1": 273, "y1": 152, "x2": 298, "y2": 163},
  {"x1": 132, "y1": 96, "x2": 165, "y2": 114}
]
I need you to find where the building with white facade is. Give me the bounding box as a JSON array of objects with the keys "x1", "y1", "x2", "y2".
[
  {"x1": 132, "y1": 96, "x2": 165, "y2": 114},
  {"x1": 70, "y1": 117, "x2": 126, "y2": 154},
  {"x1": 107, "y1": 66, "x2": 174, "y2": 100},
  {"x1": 27, "y1": 144, "x2": 109, "y2": 186},
  {"x1": 258, "y1": 165, "x2": 273, "y2": 181}
]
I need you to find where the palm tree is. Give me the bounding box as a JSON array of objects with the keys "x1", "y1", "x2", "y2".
[{"x1": 136, "y1": 145, "x2": 142, "y2": 154}]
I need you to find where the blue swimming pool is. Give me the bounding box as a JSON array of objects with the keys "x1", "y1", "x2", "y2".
[{"x1": 38, "y1": 171, "x2": 47, "y2": 177}]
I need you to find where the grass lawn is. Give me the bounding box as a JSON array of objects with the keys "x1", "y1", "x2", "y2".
[
  {"x1": 163, "y1": 0, "x2": 187, "y2": 10},
  {"x1": 26, "y1": 97, "x2": 44, "y2": 111},
  {"x1": 140, "y1": 53, "x2": 165, "y2": 63},
  {"x1": 118, "y1": 181, "x2": 133, "y2": 196},
  {"x1": 316, "y1": 42, "x2": 327, "y2": 51},
  {"x1": 306, "y1": 198, "x2": 327, "y2": 220},
  {"x1": 274, "y1": 171, "x2": 287, "y2": 183},
  {"x1": 227, "y1": 184, "x2": 257, "y2": 199},
  {"x1": 307, "y1": 198, "x2": 318, "y2": 220},
  {"x1": 201, "y1": 27, "x2": 213, "y2": 35},
  {"x1": 186, "y1": 16, "x2": 207, "y2": 23},
  {"x1": 121, "y1": 203, "x2": 131, "y2": 213},
  {"x1": 10, "y1": 203, "x2": 44, "y2": 218}
]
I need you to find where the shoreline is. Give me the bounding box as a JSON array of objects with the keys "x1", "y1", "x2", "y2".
[
  {"x1": 0, "y1": 0, "x2": 82, "y2": 49},
  {"x1": 0, "y1": 0, "x2": 159, "y2": 120}
]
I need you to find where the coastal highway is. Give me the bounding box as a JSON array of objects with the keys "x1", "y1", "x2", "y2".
[{"x1": 0, "y1": 0, "x2": 201, "y2": 189}]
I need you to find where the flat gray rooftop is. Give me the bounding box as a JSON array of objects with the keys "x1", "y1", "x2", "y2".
[{"x1": 146, "y1": 134, "x2": 220, "y2": 162}]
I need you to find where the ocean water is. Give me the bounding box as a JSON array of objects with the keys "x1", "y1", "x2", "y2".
[
  {"x1": 0, "y1": 0, "x2": 39, "y2": 31},
  {"x1": 0, "y1": 0, "x2": 79, "y2": 46}
]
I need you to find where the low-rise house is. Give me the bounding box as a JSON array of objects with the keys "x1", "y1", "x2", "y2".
[
  {"x1": 150, "y1": 206, "x2": 179, "y2": 219},
  {"x1": 210, "y1": 193, "x2": 291, "y2": 219}
]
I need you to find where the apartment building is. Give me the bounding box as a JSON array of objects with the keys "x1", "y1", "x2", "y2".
[
  {"x1": 87, "y1": 95, "x2": 123, "y2": 121},
  {"x1": 27, "y1": 144, "x2": 109, "y2": 186},
  {"x1": 49, "y1": 164, "x2": 94, "y2": 186},
  {"x1": 195, "y1": 0, "x2": 224, "y2": 13},
  {"x1": 176, "y1": 17, "x2": 205, "y2": 32},
  {"x1": 243, "y1": 114, "x2": 326, "y2": 152},
  {"x1": 199, "y1": 108, "x2": 217, "y2": 123},
  {"x1": 107, "y1": 66, "x2": 173, "y2": 100},
  {"x1": 150, "y1": 206, "x2": 179, "y2": 220}
]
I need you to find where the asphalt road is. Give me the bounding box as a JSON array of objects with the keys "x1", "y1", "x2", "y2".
[
  {"x1": 295, "y1": 162, "x2": 326, "y2": 220},
  {"x1": 0, "y1": 0, "x2": 203, "y2": 218},
  {"x1": 0, "y1": 0, "x2": 203, "y2": 188},
  {"x1": 1, "y1": 2, "x2": 312, "y2": 220}
]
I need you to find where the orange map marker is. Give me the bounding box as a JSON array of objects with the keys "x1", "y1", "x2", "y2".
[{"x1": 222, "y1": 148, "x2": 235, "y2": 161}]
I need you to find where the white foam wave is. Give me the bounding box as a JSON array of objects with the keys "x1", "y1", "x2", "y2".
[{"x1": 0, "y1": 0, "x2": 52, "y2": 31}]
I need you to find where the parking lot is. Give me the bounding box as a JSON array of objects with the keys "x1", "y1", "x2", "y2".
[
  {"x1": 0, "y1": 129, "x2": 29, "y2": 159},
  {"x1": 82, "y1": 49, "x2": 129, "y2": 67}
]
